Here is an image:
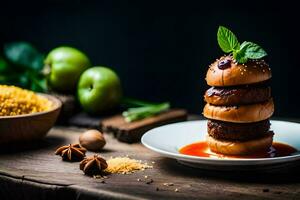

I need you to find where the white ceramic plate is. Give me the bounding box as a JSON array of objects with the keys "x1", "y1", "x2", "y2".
[{"x1": 141, "y1": 120, "x2": 300, "y2": 171}]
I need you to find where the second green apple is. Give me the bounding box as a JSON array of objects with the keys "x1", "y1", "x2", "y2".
[{"x1": 77, "y1": 67, "x2": 122, "y2": 114}]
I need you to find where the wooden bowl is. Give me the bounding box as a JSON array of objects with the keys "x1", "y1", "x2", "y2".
[{"x1": 0, "y1": 94, "x2": 62, "y2": 144}]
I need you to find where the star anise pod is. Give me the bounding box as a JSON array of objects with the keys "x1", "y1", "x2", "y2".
[
  {"x1": 55, "y1": 144, "x2": 86, "y2": 161},
  {"x1": 80, "y1": 154, "x2": 108, "y2": 176}
]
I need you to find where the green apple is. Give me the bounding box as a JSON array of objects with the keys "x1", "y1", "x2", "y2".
[
  {"x1": 45, "y1": 46, "x2": 91, "y2": 92},
  {"x1": 77, "y1": 67, "x2": 122, "y2": 114}
]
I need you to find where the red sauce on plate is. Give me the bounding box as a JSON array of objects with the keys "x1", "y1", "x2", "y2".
[{"x1": 179, "y1": 141, "x2": 297, "y2": 159}]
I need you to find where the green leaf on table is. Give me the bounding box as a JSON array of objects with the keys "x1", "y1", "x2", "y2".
[
  {"x1": 27, "y1": 71, "x2": 47, "y2": 92},
  {"x1": 0, "y1": 73, "x2": 21, "y2": 85},
  {"x1": 217, "y1": 26, "x2": 240, "y2": 53},
  {"x1": 18, "y1": 72, "x2": 30, "y2": 88},
  {"x1": 33, "y1": 78, "x2": 47, "y2": 92},
  {"x1": 4, "y1": 42, "x2": 44, "y2": 71},
  {"x1": 0, "y1": 56, "x2": 9, "y2": 72},
  {"x1": 29, "y1": 77, "x2": 47, "y2": 92}
]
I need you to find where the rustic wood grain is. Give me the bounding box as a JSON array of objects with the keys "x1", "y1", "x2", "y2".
[{"x1": 0, "y1": 125, "x2": 300, "y2": 200}]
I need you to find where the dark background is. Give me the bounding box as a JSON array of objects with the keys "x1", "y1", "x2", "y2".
[{"x1": 1, "y1": 1, "x2": 299, "y2": 117}]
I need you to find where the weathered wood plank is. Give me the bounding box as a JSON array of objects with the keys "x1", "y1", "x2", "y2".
[{"x1": 0, "y1": 126, "x2": 300, "y2": 200}]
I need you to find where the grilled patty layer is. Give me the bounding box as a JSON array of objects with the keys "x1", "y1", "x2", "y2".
[
  {"x1": 207, "y1": 119, "x2": 271, "y2": 141},
  {"x1": 204, "y1": 85, "x2": 271, "y2": 106}
]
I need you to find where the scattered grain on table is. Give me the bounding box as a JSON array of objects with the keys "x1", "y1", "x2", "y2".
[{"x1": 104, "y1": 156, "x2": 152, "y2": 174}]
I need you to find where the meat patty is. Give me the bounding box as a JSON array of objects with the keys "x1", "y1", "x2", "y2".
[
  {"x1": 204, "y1": 86, "x2": 271, "y2": 106},
  {"x1": 207, "y1": 119, "x2": 271, "y2": 141}
]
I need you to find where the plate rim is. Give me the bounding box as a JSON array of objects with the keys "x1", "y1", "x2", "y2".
[{"x1": 141, "y1": 120, "x2": 300, "y2": 165}]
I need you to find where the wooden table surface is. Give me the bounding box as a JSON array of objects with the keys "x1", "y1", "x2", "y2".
[{"x1": 1, "y1": 123, "x2": 300, "y2": 200}]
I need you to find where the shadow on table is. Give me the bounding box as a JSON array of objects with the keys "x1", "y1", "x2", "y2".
[{"x1": 157, "y1": 157, "x2": 300, "y2": 184}]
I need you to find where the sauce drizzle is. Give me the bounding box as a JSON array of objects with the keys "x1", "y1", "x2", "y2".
[{"x1": 179, "y1": 141, "x2": 297, "y2": 159}]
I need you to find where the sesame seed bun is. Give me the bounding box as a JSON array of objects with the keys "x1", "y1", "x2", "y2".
[
  {"x1": 206, "y1": 132, "x2": 273, "y2": 155},
  {"x1": 206, "y1": 56, "x2": 271, "y2": 87},
  {"x1": 203, "y1": 99, "x2": 274, "y2": 123}
]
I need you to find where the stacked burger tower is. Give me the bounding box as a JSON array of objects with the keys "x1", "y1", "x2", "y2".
[{"x1": 203, "y1": 26, "x2": 274, "y2": 155}]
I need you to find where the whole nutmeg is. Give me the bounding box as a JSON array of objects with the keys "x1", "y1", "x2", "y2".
[{"x1": 79, "y1": 129, "x2": 106, "y2": 151}]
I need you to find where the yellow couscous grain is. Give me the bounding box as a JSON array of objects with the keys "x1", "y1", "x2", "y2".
[
  {"x1": 104, "y1": 156, "x2": 153, "y2": 174},
  {"x1": 0, "y1": 85, "x2": 52, "y2": 116}
]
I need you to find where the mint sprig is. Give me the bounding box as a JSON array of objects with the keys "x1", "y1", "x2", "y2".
[{"x1": 217, "y1": 26, "x2": 267, "y2": 63}]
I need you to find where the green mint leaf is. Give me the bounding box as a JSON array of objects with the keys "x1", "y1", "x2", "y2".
[
  {"x1": 4, "y1": 42, "x2": 44, "y2": 71},
  {"x1": 240, "y1": 41, "x2": 250, "y2": 50},
  {"x1": 241, "y1": 41, "x2": 267, "y2": 59},
  {"x1": 233, "y1": 42, "x2": 249, "y2": 63},
  {"x1": 233, "y1": 41, "x2": 267, "y2": 63},
  {"x1": 233, "y1": 50, "x2": 248, "y2": 64},
  {"x1": 217, "y1": 26, "x2": 240, "y2": 53}
]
